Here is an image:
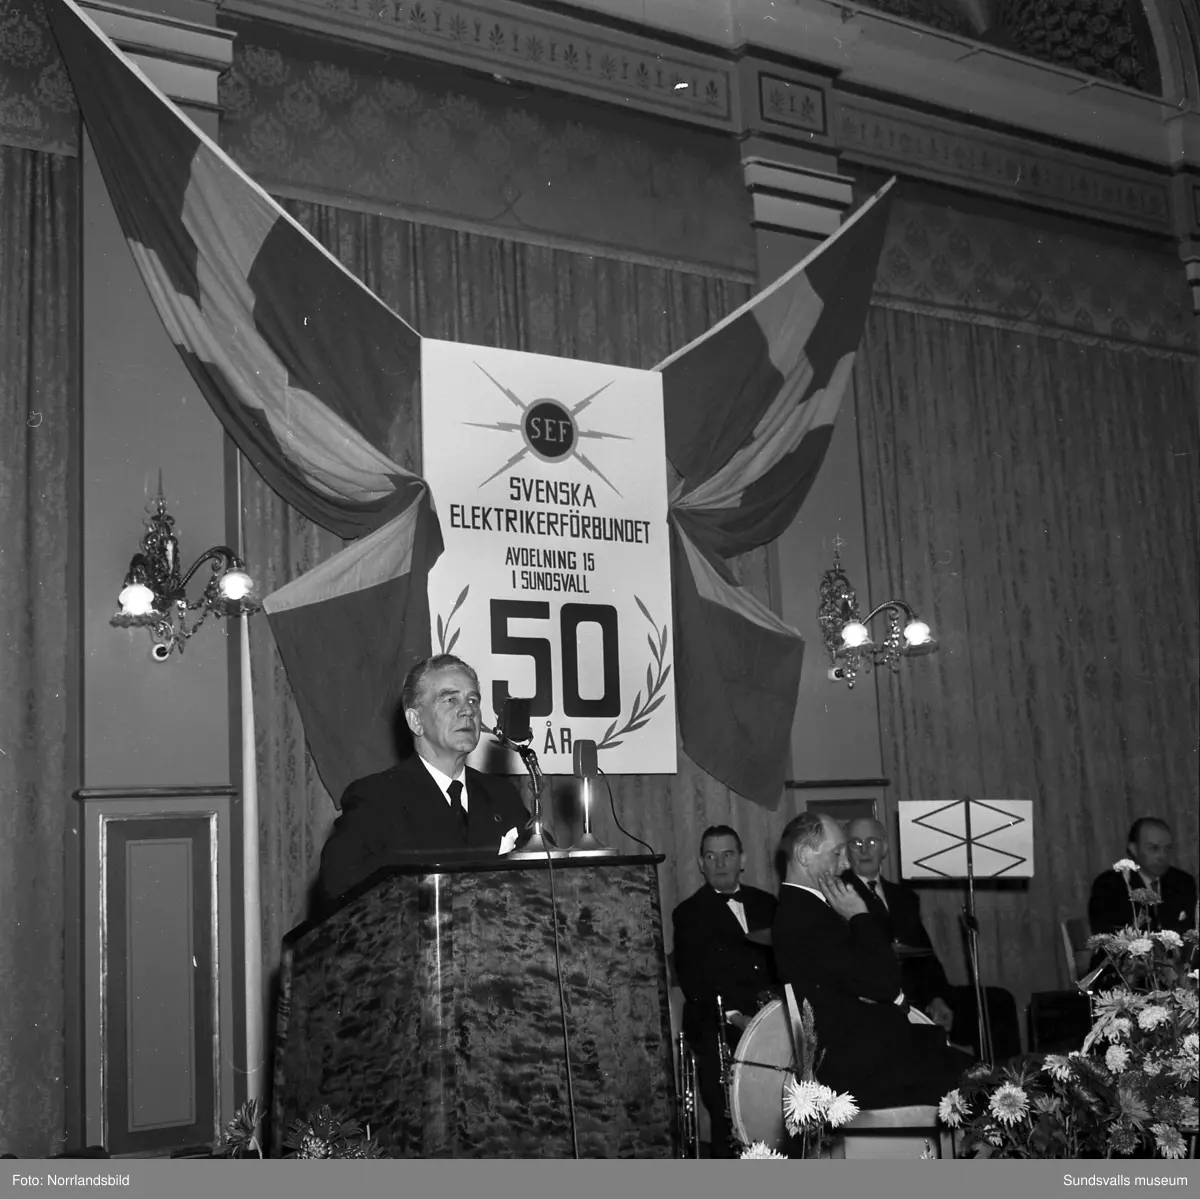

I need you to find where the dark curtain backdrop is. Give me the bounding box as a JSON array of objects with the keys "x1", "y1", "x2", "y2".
[
  {"x1": 243, "y1": 201, "x2": 805, "y2": 999},
  {"x1": 855, "y1": 303, "x2": 1200, "y2": 1024},
  {"x1": 0, "y1": 144, "x2": 78, "y2": 1156}
]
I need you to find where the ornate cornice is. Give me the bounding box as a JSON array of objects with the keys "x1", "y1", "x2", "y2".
[
  {"x1": 220, "y1": 0, "x2": 736, "y2": 127},
  {"x1": 836, "y1": 94, "x2": 1174, "y2": 235}
]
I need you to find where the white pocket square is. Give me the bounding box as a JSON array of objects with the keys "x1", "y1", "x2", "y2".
[{"x1": 498, "y1": 827, "x2": 519, "y2": 855}]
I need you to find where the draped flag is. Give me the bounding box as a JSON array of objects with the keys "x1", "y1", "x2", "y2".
[
  {"x1": 659, "y1": 181, "x2": 894, "y2": 805},
  {"x1": 41, "y1": 0, "x2": 427, "y2": 542}
]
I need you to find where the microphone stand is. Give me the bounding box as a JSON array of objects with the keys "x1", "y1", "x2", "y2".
[
  {"x1": 961, "y1": 801, "x2": 995, "y2": 1065},
  {"x1": 490, "y1": 726, "x2": 563, "y2": 859}
]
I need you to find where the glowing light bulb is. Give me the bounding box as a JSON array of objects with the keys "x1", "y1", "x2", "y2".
[
  {"x1": 118, "y1": 582, "x2": 156, "y2": 616},
  {"x1": 903, "y1": 619, "x2": 931, "y2": 647},
  {"x1": 218, "y1": 569, "x2": 254, "y2": 601},
  {"x1": 841, "y1": 621, "x2": 870, "y2": 648}
]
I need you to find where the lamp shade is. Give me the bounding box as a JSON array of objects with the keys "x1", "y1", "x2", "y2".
[
  {"x1": 840, "y1": 621, "x2": 871, "y2": 648},
  {"x1": 118, "y1": 581, "x2": 157, "y2": 617},
  {"x1": 903, "y1": 619, "x2": 932, "y2": 647},
  {"x1": 218, "y1": 569, "x2": 255, "y2": 602}
]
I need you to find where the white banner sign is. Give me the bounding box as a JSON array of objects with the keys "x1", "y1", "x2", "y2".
[{"x1": 421, "y1": 339, "x2": 677, "y2": 776}]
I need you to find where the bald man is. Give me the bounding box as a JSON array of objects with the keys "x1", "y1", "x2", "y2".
[{"x1": 772, "y1": 813, "x2": 971, "y2": 1109}]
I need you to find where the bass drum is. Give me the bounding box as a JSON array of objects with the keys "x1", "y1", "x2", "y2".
[
  {"x1": 729, "y1": 996, "x2": 937, "y2": 1152},
  {"x1": 728, "y1": 999, "x2": 794, "y2": 1153}
]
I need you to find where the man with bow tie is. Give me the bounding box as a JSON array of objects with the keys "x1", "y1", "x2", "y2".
[
  {"x1": 672, "y1": 825, "x2": 777, "y2": 1156},
  {"x1": 317, "y1": 654, "x2": 530, "y2": 910},
  {"x1": 1088, "y1": 817, "x2": 1198, "y2": 937}
]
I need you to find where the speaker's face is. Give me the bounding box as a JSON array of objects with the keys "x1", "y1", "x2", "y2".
[{"x1": 409, "y1": 665, "x2": 482, "y2": 759}]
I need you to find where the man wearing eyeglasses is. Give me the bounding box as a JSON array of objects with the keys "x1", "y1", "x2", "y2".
[
  {"x1": 673, "y1": 825, "x2": 778, "y2": 1156},
  {"x1": 841, "y1": 818, "x2": 955, "y2": 1034}
]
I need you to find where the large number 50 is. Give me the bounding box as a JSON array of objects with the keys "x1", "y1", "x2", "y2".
[{"x1": 489, "y1": 599, "x2": 621, "y2": 719}]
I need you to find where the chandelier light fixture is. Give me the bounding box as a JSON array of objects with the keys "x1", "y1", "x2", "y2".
[
  {"x1": 817, "y1": 537, "x2": 937, "y2": 688},
  {"x1": 111, "y1": 475, "x2": 261, "y2": 661}
]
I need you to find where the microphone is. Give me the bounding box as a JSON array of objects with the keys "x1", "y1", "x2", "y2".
[
  {"x1": 572, "y1": 739, "x2": 598, "y2": 778},
  {"x1": 500, "y1": 696, "x2": 532, "y2": 744},
  {"x1": 568, "y1": 739, "x2": 614, "y2": 856}
]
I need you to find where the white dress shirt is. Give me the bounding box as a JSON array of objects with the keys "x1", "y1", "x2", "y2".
[{"x1": 417, "y1": 753, "x2": 468, "y2": 813}]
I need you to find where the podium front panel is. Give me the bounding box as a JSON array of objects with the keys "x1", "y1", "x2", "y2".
[{"x1": 273, "y1": 857, "x2": 675, "y2": 1158}]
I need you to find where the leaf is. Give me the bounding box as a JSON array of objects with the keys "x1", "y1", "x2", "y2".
[
  {"x1": 634, "y1": 595, "x2": 653, "y2": 626},
  {"x1": 646, "y1": 663, "x2": 653, "y2": 694},
  {"x1": 659, "y1": 625, "x2": 668, "y2": 656},
  {"x1": 647, "y1": 633, "x2": 660, "y2": 663},
  {"x1": 641, "y1": 695, "x2": 665, "y2": 718},
  {"x1": 626, "y1": 719, "x2": 649, "y2": 733},
  {"x1": 446, "y1": 628, "x2": 460, "y2": 654},
  {"x1": 602, "y1": 739, "x2": 623, "y2": 749},
  {"x1": 659, "y1": 664, "x2": 672, "y2": 687},
  {"x1": 629, "y1": 691, "x2": 643, "y2": 718},
  {"x1": 602, "y1": 719, "x2": 617, "y2": 741},
  {"x1": 448, "y1": 584, "x2": 470, "y2": 622},
  {"x1": 436, "y1": 614, "x2": 444, "y2": 647}
]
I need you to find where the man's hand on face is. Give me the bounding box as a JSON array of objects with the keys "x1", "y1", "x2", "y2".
[
  {"x1": 817, "y1": 872, "x2": 869, "y2": 920},
  {"x1": 726, "y1": 1011, "x2": 750, "y2": 1032},
  {"x1": 926, "y1": 996, "x2": 954, "y2": 1032}
]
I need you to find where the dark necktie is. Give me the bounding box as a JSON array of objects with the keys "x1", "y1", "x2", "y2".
[
  {"x1": 868, "y1": 879, "x2": 879, "y2": 896},
  {"x1": 447, "y1": 779, "x2": 466, "y2": 835}
]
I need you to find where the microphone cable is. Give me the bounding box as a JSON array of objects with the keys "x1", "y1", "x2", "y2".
[{"x1": 598, "y1": 769, "x2": 657, "y2": 857}]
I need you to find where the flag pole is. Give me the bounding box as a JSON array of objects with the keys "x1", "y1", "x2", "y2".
[{"x1": 236, "y1": 457, "x2": 264, "y2": 1105}]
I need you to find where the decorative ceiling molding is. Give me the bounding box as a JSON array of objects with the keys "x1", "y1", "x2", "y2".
[
  {"x1": 836, "y1": 95, "x2": 1173, "y2": 235},
  {"x1": 220, "y1": 0, "x2": 736, "y2": 127}
]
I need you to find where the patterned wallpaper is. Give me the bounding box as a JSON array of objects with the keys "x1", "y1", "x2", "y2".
[
  {"x1": 872, "y1": 183, "x2": 1196, "y2": 353},
  {"x1": 217, "y1": 23, "x2": 756, "y2": 278},
  {"x1": 0, "y1": 0, "x2": 76, "y2": 155},
  {"x1": 857, "y1": 0, "x2": 1160, "y2": 93}
]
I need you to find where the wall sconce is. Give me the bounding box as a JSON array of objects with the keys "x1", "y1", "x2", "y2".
[
  {"x1": 111, "y1": 477, "x2": 260, "y2": 661},
  {"x1": 818, "y1": 540, "x2": 937, "y2": 687}
]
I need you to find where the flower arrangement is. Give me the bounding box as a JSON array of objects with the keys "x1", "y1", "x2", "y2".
[
  {"x1": 218, "y1": 1098, "x2": 386, "y2": 1159},
  {"x1": 938, "y1": 861, "x2": 1198, "y2": 1159}
]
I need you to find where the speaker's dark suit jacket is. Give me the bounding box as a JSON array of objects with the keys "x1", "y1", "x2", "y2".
[
  {"x1": 318, "y1": 753, "x2": 529, "y2": 909},
  {"x1": 773, "y1": 885, "x2": 969, "y2": 1109},
  {"x1": 842, "y1": 871, "x2": 951, "y2": 1012},
  {"x1": 1088, "y1": 865, "x2": 1197, "y2": 937},
  {"x1": 672, "y1": 883, "x2": 778, "y2": 1042}
]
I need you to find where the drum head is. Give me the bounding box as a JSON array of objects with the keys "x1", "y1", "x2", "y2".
[{"x1": 728, "y1": 999, "x2": 796, "y2": 1153}]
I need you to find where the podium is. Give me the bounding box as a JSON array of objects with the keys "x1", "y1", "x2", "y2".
[{"x1": 271, "y1": 854, "x2": 676, "y2": 1158}]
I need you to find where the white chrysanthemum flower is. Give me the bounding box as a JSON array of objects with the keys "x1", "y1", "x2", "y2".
[
  {"x1": 1183, "y1": 1033, "x2": 1198, "y2": 1056},
  {"x1": 783, "y1": 1078, "x2": 823, "y2": 1131},
  {"x1": 1142, "y1": 1059, "x2": 1162, "y2": 1077},
  {"x1": 1043, "y1": 1054, "x2": 1073, "y2": 1082},
  {"x1": 1127, "y1": 938, "x2": 1154, "y2": 956},
  {"x1": 825, "y1": 1092, "x2": 860, "y2": 1128},
  {"x1": 938, "y1": 1090, "x2": 965, "y2": 1127},
  {"x1": 1110, "y1": 1017, "x2": 1132, "y2": 1040},
  {"x1": 1137, "y1": 1005, "x2": 1171, "y2": 1031},
  {"x1": 1151, "y1": 1123, "x2": 1186, "y2": 1160},
  {"x1": 740, "y1": 1140, "x2": 786, "y2": 1159},
  {"x1": 988, "y1": 1082, "x2": 1030, "y2": 1126},
  {"x1": 1105, "y1": 1044, "x2": 1130, "y2": 1072},
  {"x1": 1112, "y1": 859, "x2": 1138, "y2": 874},
  {"x1": 1154, "y1": 929, "x2": 1183, "y2": 948}
]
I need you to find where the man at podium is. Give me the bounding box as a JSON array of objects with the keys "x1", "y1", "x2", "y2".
[{"x1": 317, "y1": 654, "x2": 529, "y2": 908}]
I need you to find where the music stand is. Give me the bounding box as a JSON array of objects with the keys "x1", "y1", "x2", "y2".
[{"x1": 897, "y1": 799, "x2": 1033, "y2": 1065}]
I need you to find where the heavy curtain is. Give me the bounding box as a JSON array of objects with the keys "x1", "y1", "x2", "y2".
[
  {"x1": 855, "y1": 294, "x2": 1200, "y2": 1023},
  {"x1": 243, "y1": 202, "x2": 804, "y2": 996},
  {"x1": 0, "y1": 144, "x2": 78, "y2": 1156}
]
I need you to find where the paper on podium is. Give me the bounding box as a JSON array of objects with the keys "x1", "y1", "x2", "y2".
[{"x1": 897, "y1": 799, "x2": 1033, "y2": 879}]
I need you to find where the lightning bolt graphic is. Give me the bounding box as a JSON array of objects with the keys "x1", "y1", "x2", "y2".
[
  {"x1": 475, "y1": 363, "x2": 529, "y2": 414},
  {"x1": 478, "y1": 445, "x2": 531, "y2": 489},
  {"x1": 574, "y1": 449, "x2": 622, "y2": 497}
]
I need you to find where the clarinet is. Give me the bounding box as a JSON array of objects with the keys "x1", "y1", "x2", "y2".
[{"x1": 715, "y1": 993, "x2": 742, "y2": 1157}]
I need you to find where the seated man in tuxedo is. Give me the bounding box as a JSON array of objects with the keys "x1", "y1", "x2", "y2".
[
  {"x1": 773, "y1": 812, "x2": 971, "y2": 1111},
  {"x1": 673, "y1": 825, "x2": 777, "y2": 1157},
  {"x1": 1089, "y1": 817, "x2": 1198, "y2": 937},
  {"x1": 317, "y1": 654, "x2": 529, "y2": 909},
  {"x1": 842, "y1": 817, "x2": 1021, "y2": 1062}
]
